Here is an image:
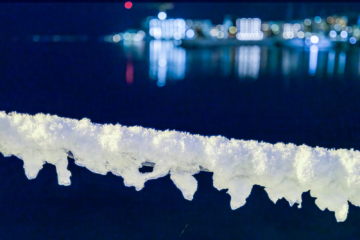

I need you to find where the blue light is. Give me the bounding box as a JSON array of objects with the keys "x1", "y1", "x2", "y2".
[
  {"x1": 349, "y1": 37, "x2": 357, "y2": 44},
  {"x1": 314, "y1": 16, "x2": 321, "y2": 23}
]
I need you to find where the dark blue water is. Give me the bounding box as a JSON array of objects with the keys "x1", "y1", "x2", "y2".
[{"x1": 1, "y1": 39, "x2": 360, "y2": 239}]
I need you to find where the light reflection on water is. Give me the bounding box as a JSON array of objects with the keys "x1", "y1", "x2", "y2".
[
  {"x1": 128, "y1": 40, "x2": 360, "y2": 85},
  {"x1": 149, "y1": 40, "x2": 186, "y2": 87}
]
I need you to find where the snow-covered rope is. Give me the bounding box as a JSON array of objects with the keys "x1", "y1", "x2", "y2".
[{"x1": 0, "y1": 111, "x2": 359, "y2": 222}]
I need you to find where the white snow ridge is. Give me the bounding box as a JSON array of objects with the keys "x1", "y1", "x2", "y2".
[{"x1": 0, "y1": 111, "x2": 359, "y2": 222}]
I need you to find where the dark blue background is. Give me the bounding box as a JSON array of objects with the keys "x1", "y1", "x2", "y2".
[{"x1": 1, "y1": 3, "x2": 360, "y2": 239}]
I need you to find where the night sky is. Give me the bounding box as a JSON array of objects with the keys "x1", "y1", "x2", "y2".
[{"x1": 1, "y1": 3, "x2": 360, "y2": 36}]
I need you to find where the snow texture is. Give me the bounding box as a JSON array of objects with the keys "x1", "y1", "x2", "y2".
[{"x1": 0, "y1": 111, "x2": 359, "y2": 222}]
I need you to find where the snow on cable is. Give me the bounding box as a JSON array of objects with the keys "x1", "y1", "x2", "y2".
[{"x1": 0, "y1": 111, "x2": 359, "y2": 222}]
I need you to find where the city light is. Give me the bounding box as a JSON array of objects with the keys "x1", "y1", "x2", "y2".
[
  {"x1": 310, "y1": 35, "x2": 319, "y2": 44},
  {"x1": 229, "y1": 26, "x2": 237, "y2": 34},
  {"x1": 236, "y1": 46, "x2": 261, "y2": 79},
  {"x1": 340, "y1": 31, "x2": 348, "y2": 38},
  {"x1": 210, "y1": 28, "x2": 218, "y2": 37},
  {"x1": 124, "y1": 1, "x2": 132, "y2": 9},
  {"x1": 309, "y1": 45, "x2": 318, "y2": 76},
  {"x1": 217, "y1": 31, "x2": 225, "y2": 39},
  {"x1": 158, "y1": 12, "x2": 167, "y2": 20},
  {"x1": 314, "y1": 16, "x2": 321, "y2": 24},
  {"x1": 174, "y1": 32, "x2": 181, "y2": 40},
  {"x1": 329, "y1": 30, "x2": 337, "y2": 38},
  {"x1": 158, "y1": 59, "x2": 167, "y2": 67},
  {"x1": 112, "y1": 34, "x2": 121, "y2": 42},
  {"x1": 149, "y1": 18, "x2": 186, "y2": 40},
  {"x1": 186, "y1": 29, "x2": 195, "y2": 39},
  {"x1": 123, "y1": 32, "x2": 131, "y2": 41},
  {"x1": 271, "y1": 24, "x2": 279, "y2": 34},
  {"x1": 327, "y1": 16, "x2": 334, "y2": 24},
  {"x1": 133, "y1": 30, "x2": 145, "y2": 42},
  {"x1": 297, "y1": 31, "x2": 305, "y2": 38},
  {"x1": 149, "y1": 40, "x2": 186, "y2": 87},
  {"x1": 349, "y1": 37, "x2": 357, "y2": 44},
  {"x1": 143, "y1": 11, "x2": 358, "y2": 49},
  {"x1": 236, "y1": 18, "x2": 263, "y2": 41},
  {"x1": 261, "y1": 23, "x2": 269, "y2": 31},
  {"x1": 304, "y1": 19, "x2": 312, "y2": 26}
]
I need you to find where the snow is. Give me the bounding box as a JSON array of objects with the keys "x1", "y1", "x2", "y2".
[{"x1": 0, "y1": 111, "x2": 359, "y2": 222}]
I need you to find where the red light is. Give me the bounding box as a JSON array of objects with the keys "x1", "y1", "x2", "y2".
[
  {"x1": 125, "y1": 1, "x2": 132, "y2": 9},
  {"x1": 126, "y1": 61, "x2": 134, "y2": 85}
]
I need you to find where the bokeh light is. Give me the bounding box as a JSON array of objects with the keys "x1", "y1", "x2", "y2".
[
  {"x1": 158, "y1": 12, "x2": 167, "y2": 20},
  {"x1": 329, "y1": 30, "x2": 337, "y2": 38},
  {"x1": 340, "y1": 31, "x2": 348, "y2": 38},
  {"x1": 349, "y1": 37, "x2": 357, "y2": 44},
  {"x1": 186, "y1": 29, "x2": 195, "y2": 39},
  {"x1": 124, "y1": 1, "x2": 132, "y2": 9},
  {"x1": 310, "y1": 35, "x2": 319, "y2": 44}
]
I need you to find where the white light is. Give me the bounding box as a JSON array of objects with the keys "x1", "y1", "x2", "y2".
[
  {"x1": 271, "y1": 24, "x2": 279, "y2": 32},
  {"x1": 176, "y1": 19, "x2": 186, "y2": 27},
  {"x1": 149, "y1": 27, "x2": 155, "y2": 37},
  {"x1": 112, "y1": 34, "x2": 121, "y2": 42},
  {"x1": 304, "y1": 19, "x2": 312, "y2": 26},
  {"x1": 123, "y1": 32, "x2": 131, "y2": 41},
  {"x1": 186, "y1": 29, "x2": 195, "y2": 39},
  {"x1": 174, "y1": 32, "x2": 181, "y2": 40},
  {"x1": 153, "y1": 27, "x2": 162, "y2": 39},
  {"x1": 340, "y1": 31, "x2": 348, "y2": 38},
  {"x1": 137, "y1": 30, "x2": 145, "y2": 37},
  {"x1": 329, "y1": 30, "x2": 337, "y2": 38},
  {"x1": 310, "y1": 45, "x2": 318, "y2": 52},
  {"x1": 293, "y1": 23, "x2": 301, "y2": 30},
  {"x1": 349, "y1": 37, "x2": 357, "y2": 44},
  {"x1": 235, "y1": 18, "x2": 264, "y2": 41},
  {"x1": 150, "y1": 19, "x2": 158, "y2": 27},
  {"x1": 173, "y1": 39, "x2": 182, "y2": 46},
  {"x1": 210, "y1": 28, "x2": 218, "y2": 37},
  {"x1": 158, "y1": 59, "x2": 167, "y2": 67},
  {"x1": 309, "y1": 45, "x2": 318, "y2": 76},
  {"x1": 297, "y1": 31, "x2": 305, "y2": 38},
  {"x1": 310, "y1": 35, "x2": 319, "y2": 44},
  {"x1": 133, "y1": 34, "x2": 143, "y2": 42},
  {"x1": 158, "y1": 12, "x2": 167, "y2": 20},
  {"x1": 217, "y1": 31, "x2": 224, "y2": 39}
]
